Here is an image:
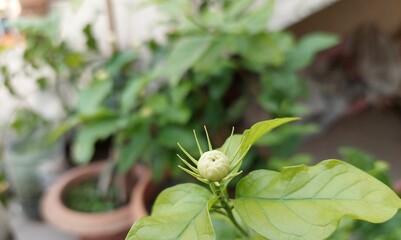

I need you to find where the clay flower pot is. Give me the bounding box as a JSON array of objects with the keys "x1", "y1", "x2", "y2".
[{"x1": 41, "y1": 161, "x2": 151, "y2": 240}]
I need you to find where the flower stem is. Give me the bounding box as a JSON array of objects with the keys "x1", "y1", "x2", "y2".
[{"x1": 210, "y1": 183, "x2": 249, "y2": 237}]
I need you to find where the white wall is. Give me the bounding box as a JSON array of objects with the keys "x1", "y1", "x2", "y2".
[{"x1": 56, "y1": 0, "x2": 166, "y2": 55}]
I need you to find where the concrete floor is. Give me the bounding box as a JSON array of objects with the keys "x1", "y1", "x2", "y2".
[
  {"x1": 301, "y1": 107, "x2": 401, "y2": 181},
  {"x1": 7, "y1": 201, "x2": 77, "y2": 240}
]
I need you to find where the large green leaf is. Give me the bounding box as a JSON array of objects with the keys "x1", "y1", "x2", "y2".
[
  {"x1": 153, "y1": 35, "x2": 213, "y2": 85},
  {"x1": 126, "y1": 183, "x2": 215, "y2": 240},
  {"x1": 239, "y1": 118, "x2": 298, "y2": 160},
  {"x1": 234, "y1": 160, "x2": 401, "y2": 240}
]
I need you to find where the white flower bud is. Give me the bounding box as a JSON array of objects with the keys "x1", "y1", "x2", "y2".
[{"x1": 198, "y1": 150, "x2": 230, "y2": 182}]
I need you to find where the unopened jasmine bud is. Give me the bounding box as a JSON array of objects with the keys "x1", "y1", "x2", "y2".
[{"x1": 198, "y1": 150, "x2": 230, "y2": 182}]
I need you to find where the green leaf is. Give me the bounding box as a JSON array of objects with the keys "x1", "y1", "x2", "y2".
[
  {"x1": 77, "y1": 79, "x2": 112, "y2": 114},
  {"x1": 159, "y1": 105, "x2": 191, "y2": 124},
  {"x1": 285, "y1": 33, "x2": 339, "y2": 71},
  {"x1": 72, "y1": 118, "x2": 121, "y2": 164},
  {"x1": 49, "y1": 116, "x2": 80, "y2": 142},
  {"x1": 218, "y1": 118, "x2": 298, "y2": 172},
  {"x1": 234, "y1": 160, "x2": 401, "y2": 240},
  {"x1": 126, "y1": 183, "x2": 215, "y2": 240},
  {"x1": 225, "y1": 0, "x2": 274, "y2": 34},
  {"x1": 239, "y1": 118, "x2": 299, "y2": 160},
  {"x1": 218, "y1": 118, "x2": 298, "y2": 190},
  {"x1": 225, "y1": 0, "x2": 250, "y2": 20},
  {"x1": 267, "y1": 154, "x2": 313, "y2": 172},
  {"x1": 169, "y1": 81, "x2": 192, "y2": 105},
  {"x1": 142, "y1": 94, "x2": 169, "y2": 115},
  {"x1": 153, "y1": 35, "x2": 213, "y2": 85},
  {"x1": 211, "y1": 214, "x2": 242, "y2": 239},
  {"x1": 1, "y1": 66, "x2": 16, "y2": 96},
  {"x1": 63, "y1": 52, "x2": 83, "y2": 68},
  {"x1": 120, "y1": 76, "x2": 149, "y2": 114},
  {"x1": 105, "y1": 50, "x2": 137, "y2": 77},
  {"x1": 157, "y1": 126, "x2": 194, "y2": 148},
  {"x1": 36, "y1": 77, "x2": 48, "y2": 90},
  {"x1": 193, "y1": 38, "x2": 231, "y2": 75},
  {"x1": 117, "y1": 129, "x2": 151, "y2": 172},
  {"x1": 83, "y1": 24, "x2": 98, "y2": 52},
  {"x1": 238, "y1": 32, "x2": 294, "y2": 68}
]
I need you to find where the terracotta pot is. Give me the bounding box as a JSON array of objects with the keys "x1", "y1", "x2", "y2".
[
  {"x1": 130, "y1": 173, "x2": 159, "y2": 219},
  {"x1": 41, "y1": 162, "x2": 151, "y2": 240}
]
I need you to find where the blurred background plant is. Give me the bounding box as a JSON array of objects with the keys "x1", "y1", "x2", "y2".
[
  {"x1": 0, "y1": 13, "x2": 101, "y2": 218},
  {"x1": 141, "y1": 0, "x2": 337, "y2": 173}
]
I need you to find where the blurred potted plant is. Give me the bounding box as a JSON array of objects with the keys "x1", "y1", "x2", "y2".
[
  {"x1": 0, "y1": 15, "x2": 95, "y2": 219},
  {"x1": 40, "y1": 2, "x2": 158, "y2": 239}
]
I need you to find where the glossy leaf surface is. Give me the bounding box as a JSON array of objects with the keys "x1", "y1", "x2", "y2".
[
  {"x1": 126, "y1": 183, "x2": 215, "y2": 240},
  {"x1": 234, "y1": 160, "x2": 401, "y2": 240}
]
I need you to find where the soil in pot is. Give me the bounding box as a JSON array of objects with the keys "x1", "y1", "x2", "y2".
[{"x1": 63, "y1": 177, "x2": 122, "y2": 213}]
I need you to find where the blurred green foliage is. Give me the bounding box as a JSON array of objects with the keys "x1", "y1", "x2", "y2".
[{"x1": 52, "y1": 0, "x2": 339, "y2": 183}]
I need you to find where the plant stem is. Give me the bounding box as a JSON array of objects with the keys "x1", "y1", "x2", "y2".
[{"x1": 210, "y1": 183, "x2": 249, "y2": 237}]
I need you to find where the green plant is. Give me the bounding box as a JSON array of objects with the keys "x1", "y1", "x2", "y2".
[
  {"x1": 1, "y1": 14, "x2": 95, "y2": 113},
  {"x1": 0, "y1": 14, "x2": 100, "y2": 147},
  {"x1": 150, "y1": 0, "x2": 338, "y2": 118},
  {"x1": 0, "y1": 15, "x2": 100, "y2": 217},
  {"x1": 56, "y1": 0, "x2": 338, "y2": 211},
  {"x1": 126, "y1": 119, "x2": 401, "y2": 240},
  {"x1": 137, "y1": 0, "x2": 336, "y2": 173}
]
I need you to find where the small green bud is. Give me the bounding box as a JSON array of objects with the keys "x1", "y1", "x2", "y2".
[{"x1": 198, "y1": 150, "x2": 230, "y2": 182}]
